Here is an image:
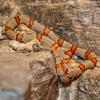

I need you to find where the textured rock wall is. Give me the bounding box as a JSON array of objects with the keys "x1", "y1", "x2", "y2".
[{"x1": 0, "y1": 0, "x2": 100, "y2": 100}]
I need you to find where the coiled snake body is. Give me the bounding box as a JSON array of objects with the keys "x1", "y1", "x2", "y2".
[{"x1": 5, "y1": 15, "x2": 97, "y2": 84}]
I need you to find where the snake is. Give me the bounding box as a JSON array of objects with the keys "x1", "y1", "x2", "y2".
[{"x1": 4, "y1": 15, "x2": 97, "y2": 84}]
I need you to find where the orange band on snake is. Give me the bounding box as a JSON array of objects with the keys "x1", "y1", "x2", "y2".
[
  {"x1": 85, "y1": 50, "x2": 92, "y2": 59},
  {"x1": 56, "y1": 63, "x2": 62, "y2": 68},
  {"x1": 57, "y1": 63, "x2": 68, "y2": 74},
  {"x1": 63, "y1": 67, "x2": 68, "y2": 74},
  {"x1": 71, "y1": 44, "x2": 77, "y2": 54},
  {"x1": 91, "y1": 58, "x2": 97, "y2": 66},
  {"x1": 78, "y1": 64, "x2": 85, "y2": 72},
  {"x1": 65, "y1": 50, "x2": 72, "y2": 57},
  {"x1": 57, "y1": 38, "x2": 64, "y2": 47},
  {"x1": 43, "y1": 27, "x2": 50, "y2": 36},
  {"x1": 16, "y1": 33, "x2": 24, "y2": 42},
  {"x1": 36, "y1": 34, "x2": 42, "y2": 41},
  {"x1": 50, "y1": 43, "x2": 59, "y2": 54},
  {"x1": 5, "y1": 26, "x2": 12, "y2": 31},
  {"x1": 14, "y1": 16, "x2": 20, "y2": 27},
  {"x1": 62, "y1": 58, "x2": 69, "y2": 64},
  {"x1": 28, "y1": 18, "x2": 33, "y2": 29},
  {"x1": 67, "y1": 77, "x2": 73, "y2": 81}
]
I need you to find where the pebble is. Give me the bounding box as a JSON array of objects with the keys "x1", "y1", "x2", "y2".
[
  {"x1": 0, "y1": 27, "x2": 5, "y2": 40},
  {"x1": 72, "y1": 55, "x2": 79, "y2": 60}
]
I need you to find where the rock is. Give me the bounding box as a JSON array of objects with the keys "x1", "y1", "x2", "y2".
[
  {"x1": 78, "y1": 67, "x2": 100, "y2": 100},
  {"x1": 0, "y1": 53, "x2": 32, "y2": 100},
  {"x1": 76, "y1": 9, "x2": 92, "y2": 26},
  {"x1": 0, "y1": 40, "x2": 15, "y2": 53},
  {"x1": 57, "y1": 80, "x2": 79, "y2": 100},
  {"x1": 0, "y1": 45, "x2": 15, "y2": 52}
]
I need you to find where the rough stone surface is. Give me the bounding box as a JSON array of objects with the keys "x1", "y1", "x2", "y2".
[
  {"x1": 78, "y1": 67, "x2": 100, "y2": 100},
  {"x1": 0, "y1": 40, "x2": 15, "y2": 53},
  {"x1": 0, "y1": 53, "x2": 32, "y2": 100},
  {"x1": 0, "y1": 0, "x2": 100, "y2": 100}
]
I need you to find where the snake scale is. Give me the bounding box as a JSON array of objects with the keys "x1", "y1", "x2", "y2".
[{"x1": 4, "y1": 15, "x2": 97, "y2": 84}]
